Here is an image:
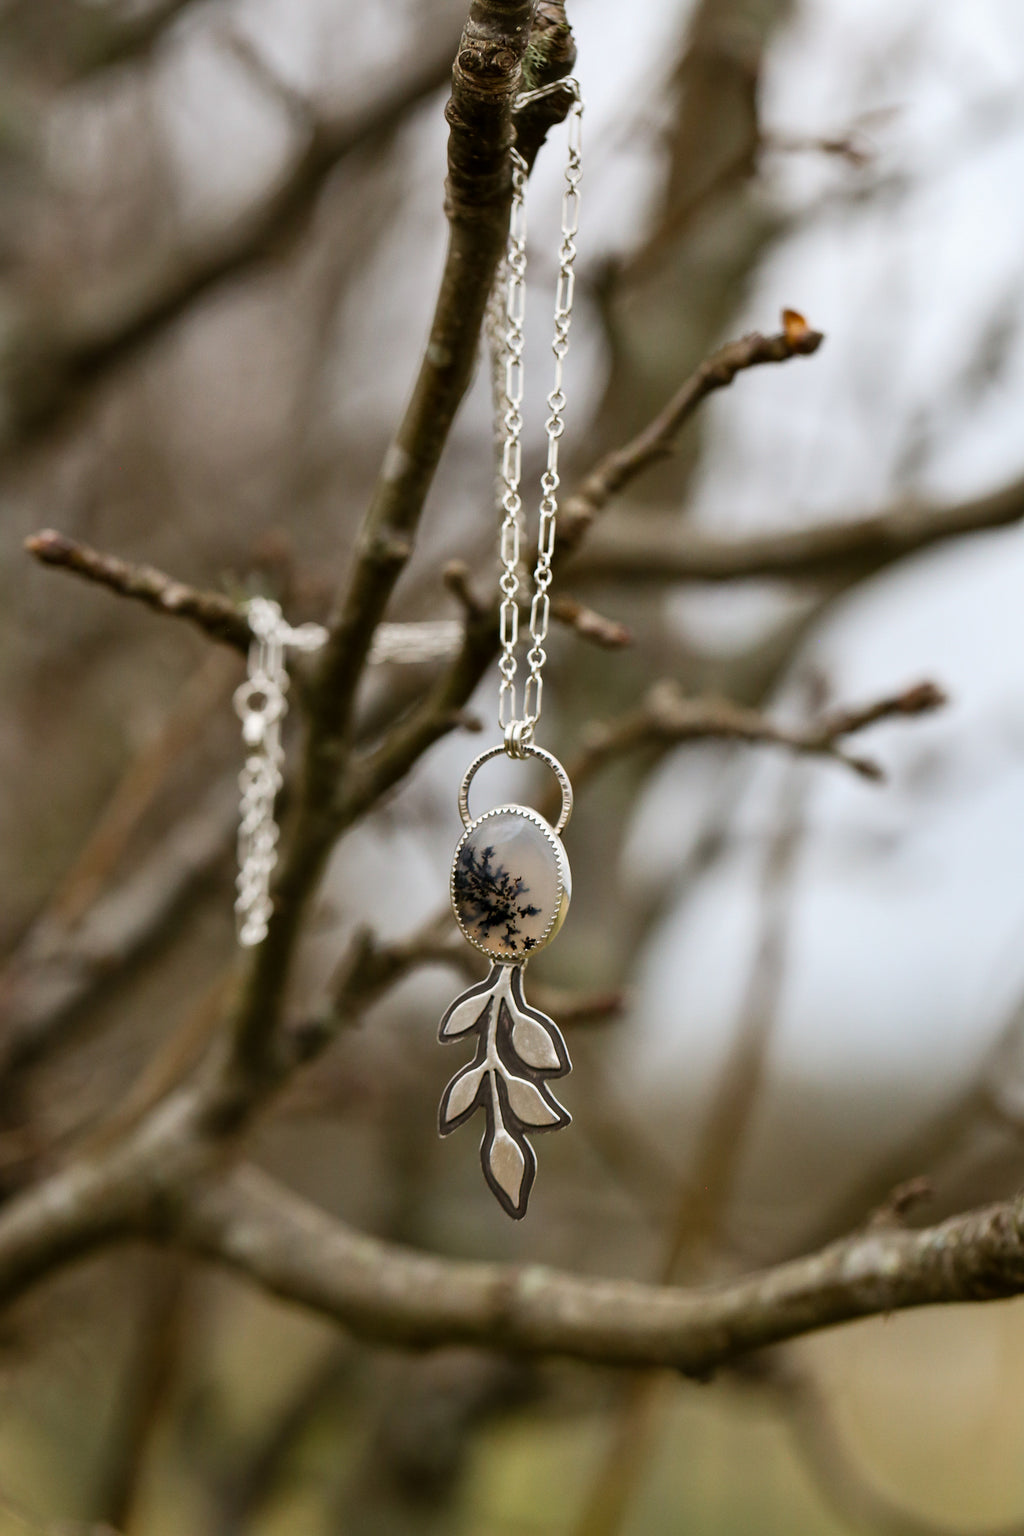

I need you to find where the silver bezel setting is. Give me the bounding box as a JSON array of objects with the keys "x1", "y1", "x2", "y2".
[{"x1": 450, "y1": 803, "x2": 572, "y2": 961}]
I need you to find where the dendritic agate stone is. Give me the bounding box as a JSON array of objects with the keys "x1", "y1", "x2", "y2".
[{"x1": 451, "y1": 805, "x2": 570, "y2": 960}]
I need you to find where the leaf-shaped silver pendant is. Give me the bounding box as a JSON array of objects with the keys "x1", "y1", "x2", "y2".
[{"x1": 438, "y1": 962, "x2": 571, "y2": 1219}]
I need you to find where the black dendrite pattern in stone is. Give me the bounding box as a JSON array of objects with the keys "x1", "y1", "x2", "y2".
[{"x1": 453, "y1": 842, "x2": 541, "y2": 953}]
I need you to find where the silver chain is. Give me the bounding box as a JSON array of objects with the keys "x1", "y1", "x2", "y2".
[
  {"x1": 234, "y1": 85, "x2": 584, "y2": 944},
  {"x1": 234, "y1": 598, "x2": 326, "y2": 947},
  {"x1": 497, "y1": 80, "x2": 583, "y2": 751},
  {"x1": 369, "y1": 619, "x2": 462, "y2": 664},
  {"x1": 234, "y1": 605, "x2": 463, "y2": 947}
]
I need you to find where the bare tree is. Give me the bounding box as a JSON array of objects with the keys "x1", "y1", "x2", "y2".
[{"x1": 3, "y1": 0, "x2": 1024, "y2": 1532}]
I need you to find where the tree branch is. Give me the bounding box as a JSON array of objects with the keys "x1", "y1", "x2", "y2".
[
  {"x1": 179, "y1": 1166, "x2": 1024, "y2": 1372},
  {"x1": 0, "y1": 1086, "x2": 1022, "y2": 1384},
  {"x1": 337, "y1": 602, "x2": 498, "y2": 828},
  {"x1": 24, "y1": 529, "x2": 252, "y2": 651},
  {"x1": 288, "y1": 912, "x2": 621, "y2": 1064},
  {"x1": 559, "y1": 311, "x2": 823, "y2": 551},
  {"x1": 8, "y1": 2, "x2": 1019, "y2": 1466},
  {"x1": 566, "y1": 678, "x2": 947, "y2": 796},
  {"x1": 570, "y1": 474, "x2": 1024, "y2": 585}
]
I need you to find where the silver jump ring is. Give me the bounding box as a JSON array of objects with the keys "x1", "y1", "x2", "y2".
[
  {"x1": 503, "y1": 719, "x2": 534, "y2": 759},
  {"x1": 458, "y1": 743, "x2": 573, "y2": 835}
]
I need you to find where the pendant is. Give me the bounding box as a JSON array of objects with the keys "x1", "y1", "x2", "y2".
[{"x1": 439, "y1": 744, "x2": 573, "y2": 1219}]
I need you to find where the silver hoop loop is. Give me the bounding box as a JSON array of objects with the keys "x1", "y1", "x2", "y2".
[{"x1": 458, "y1": 743, "x2": 573, "y2": 835}]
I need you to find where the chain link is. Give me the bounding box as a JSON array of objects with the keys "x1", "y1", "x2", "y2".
[
  {"x1": 497, "y1": 144, "x2": 528, "y2": 734},
  {"x1": 497, "y1": 80, "x2": 583, "y2": 746}
]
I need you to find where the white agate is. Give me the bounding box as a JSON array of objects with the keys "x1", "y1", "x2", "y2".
[{"x1": 451, "y1": 806, "x2": 570, "y2": 961}]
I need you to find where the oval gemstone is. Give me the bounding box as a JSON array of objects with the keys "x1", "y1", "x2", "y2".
[{"x1": 452, "y1": 808, "x2": 567, "y2": 960}]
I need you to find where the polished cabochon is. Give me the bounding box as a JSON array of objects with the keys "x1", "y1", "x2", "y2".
[{"x1": 450, "y1": 804, "x2": 571, "y2": 961}]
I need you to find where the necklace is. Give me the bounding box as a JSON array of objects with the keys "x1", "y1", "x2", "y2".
[
  {"x1": 231, "y1": 80, "x2": 584, "y2": 1220},
  {"x1": 438, "y1": 79, "x2": 584, "y2": 1220}
]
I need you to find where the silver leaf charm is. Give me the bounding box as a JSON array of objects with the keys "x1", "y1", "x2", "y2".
[
  {"x1": 510, "y1": 1011, "x2": 562, "y2": 1071},
  {"x1": 486, "y1": 1127, "x2": 527, "y2": 1209},
  {"x1": 438, "y1": 962, "x2": 571, "y2": 1219},
  {"x1": 440, "y1": 991, "x2": 493, "y2": 1040},
  {"x1": 440, "y1": 1063, "x2": 487, "y2": 1125}
]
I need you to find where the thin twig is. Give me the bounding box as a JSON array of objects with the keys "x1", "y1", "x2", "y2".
[
  {"x1": 529, "y1": 984, "x2": 624, "y2": 1026},
  {"x1": 571, "y1": 473, "x2": 1024, "y2": 584},
  {"x1": 565, "y1": 678, "x2": 947, "y2": 798},
  {"x1": 24, "y1": 531, "x2": 252, "y2": 652},
  {"x1": 551, "y1": 596, "x2": 632, "y2": 649},
  {"x1": 560, "y1": 311, "x2": 824, "y2": 549},
  {"x1": 289, "y1": 910, "x2": 621, "y2": 1065},
  {"x1": 442, "y1": 560, "x2": 490, "y2": 621},
  {"x1": 866, "y1": 1176, "x2": 934, "y2": 1230}
]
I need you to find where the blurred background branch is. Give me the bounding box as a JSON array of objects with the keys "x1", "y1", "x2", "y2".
[{"x1": 2, "y1": 0, "x2": 1024, "y2": 1532}]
